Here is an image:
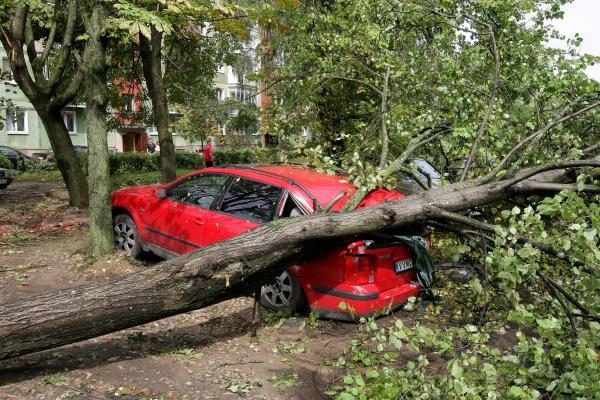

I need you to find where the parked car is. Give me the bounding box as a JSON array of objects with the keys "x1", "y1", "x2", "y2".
[
  {"x1": 397, "y1": 158, "x2": 443, "y2": 195},
  {"x1": 0, "y1": 167, "x2": 14, "y2": 189},
  {"x1": 31, "y1": 151, "x2": 50, "y2": 160},
  {"x1": 112, "y1": 165, "x2": 424, "y2": 320},
  {"x1": 46, "y1": 145, "x2": 88, "y2": 162},
  {"x1": 0, "y1": 145, "x2": 27, "y2": 169}
]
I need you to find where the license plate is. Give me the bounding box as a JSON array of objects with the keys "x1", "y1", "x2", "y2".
[
  {"x1": 394, "y1": 259, "x2": 413, "y2": 273},
  {"x1": 0, "y1": 179, "x2": 7, "y2": 184}
]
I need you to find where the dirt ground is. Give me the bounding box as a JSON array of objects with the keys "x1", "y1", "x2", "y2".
[{"x1": 0, "y1": 181, "x2": 409, "y2": 400}]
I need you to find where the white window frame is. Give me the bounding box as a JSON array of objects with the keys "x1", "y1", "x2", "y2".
[
  {"x1": 63, "y1": 111, "x2": 77, "y2": 134},
  {"x1": 122, "y1": 94, "x2": 135, "y2": 113},
  {"x1": 6, "y1": 109, "x2": 28, "y2": 134},
  {"x1": 2, "y1": 57, "x2": 14, "y2": 82}
]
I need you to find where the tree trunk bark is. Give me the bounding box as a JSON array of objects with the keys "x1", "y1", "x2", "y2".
[
  {"x1": 37, "y1": 106, "x2": 89, "y2": 208},
  {"x1": 81, "y1": 3, "x2": 113, "y2": 258},
  {"x1": 0, "y1": 161, "x2": 592, "y2": 361},
  {"x1": 140, "y1": 28, "x2": 177, "y2": 183}
]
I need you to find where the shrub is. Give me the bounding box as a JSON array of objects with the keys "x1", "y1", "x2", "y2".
[
  {"x1": 22, "y1": 160, "x2": 57, "y2": 173},
  {"x1": 175, "y1": 152, "x2": 203, "y2": 169},
  {"x1": 213, "y1": 147, "x2": 285, "y2": 165},
  {"x1": 109, "y1": 152, "x2": 160, "y2": 174},
  {"x1": 43, "y1": 148, "x2": 295, "y2": 175},
  {"x1": 0, "y1": 154, "x2": 11, "y2": 169},
  {"x1": 108, "y1": 151, "x2": 205, "y2": 173}
]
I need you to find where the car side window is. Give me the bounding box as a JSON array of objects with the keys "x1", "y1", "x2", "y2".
[
  {"x1": 168, "y1": 174, "x2": 230, "y2": 209},
  {"x1": 219, "y1": 177, "x2": 282, "y2": 223}
]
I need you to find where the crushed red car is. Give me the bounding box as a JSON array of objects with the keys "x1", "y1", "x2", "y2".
[{"x1": 112, "y1": 165, "x2": 425, "y2": 320}]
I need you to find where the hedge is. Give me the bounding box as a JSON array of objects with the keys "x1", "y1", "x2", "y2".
[
  {"x1": 26, "y1": 148, "x2": 290, "y2": 174},
  {"x1": 110, "y1": 148, "x2": 286, "y2": 173},
  {"x1": 213, "y1": 147, "x2": 282, "y2": 165},
  {"x1": 109, "y1": 152, "x2": 204, "y2": 173}
]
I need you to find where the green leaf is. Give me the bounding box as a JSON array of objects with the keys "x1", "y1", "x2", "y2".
[
  {"x1": 509, "y1": 386, "x2": 528, "y2": 398},
  {"x1": 536, "y1": 318, "x2": 559, "y2": 330},
  {"x1": 583, "y1": 228, "x2": 597, "y2": 241},
  {"x1": 449, "y1": 360, "x2": 463, "y2": 379}
]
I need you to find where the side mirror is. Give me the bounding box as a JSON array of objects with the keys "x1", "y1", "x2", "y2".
[{"x1": 155, "y1": 188, "x2": 167, "y2": 199}]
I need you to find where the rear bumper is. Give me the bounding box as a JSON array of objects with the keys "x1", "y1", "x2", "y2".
[{"x1": 304, "y1": 281, "x2": 422, "y2": 320}]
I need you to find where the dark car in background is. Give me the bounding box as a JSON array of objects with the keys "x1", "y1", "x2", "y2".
[
  {"x1": 0, "y1": 145, "x2": 28, "y2": 169},
  {"x1": 0, "y1": 168, "x2": 14, "y2": 189},
  {"x1": 398, "y1": 158, "x2": 443, "y2": 195},
  {"x1": 46, "y1": 145, "x2": 88, "y2": 162}
]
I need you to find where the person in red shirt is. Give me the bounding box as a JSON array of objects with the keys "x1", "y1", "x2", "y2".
[{"x1": 204, "y1": 138, "x2": 214, "y2": 167}]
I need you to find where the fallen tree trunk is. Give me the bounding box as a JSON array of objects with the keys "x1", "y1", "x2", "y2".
[{"x1": 0, "y1": 161, "x2": 597, "y2": 361}]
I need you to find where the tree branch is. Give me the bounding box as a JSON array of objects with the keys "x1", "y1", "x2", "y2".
[
  {"x1": 37, "y1": 3, "x2": 58, "y2": 67},
  {"x1": 48, "y1": 0, "x2": 78, "y2": 91},
  {"x1": 379, "y1": 66, "x2": 390, "y2": 169},
  {"x1": 583, "y1": 141, "x2": 600, "y2": 155},
  {"x1": 331, "y1": 76, "x2": 383, "y2": 96},
  {"x1": 460, "y1": 23, "x2": 500, "y2": 181},
  {"x1": 511, "y1": 182, "x2": 600, "y2": 194},
  {"x1": 382, "y1": 125, "x2": 450, "y2": 177},
  {"x1": 496, "y1": 160, "x2": 600, "y2": 192},
  {"x1": 24, "y1": 14, "x2": 47, "y2": 88},
  {"x1": 537, "y1": 271, "x2": 590, "y2": 315},
  {"x1": 51, "y1": 68, "x2": 84, "y2": 109},
  {"x1": 6, "y1": 5, "x2": 40, "y2": 101},
  {"x1": 538, "y1": 272, "x2": 577, "y2": 336},
  {"x1": 424, "y1": 206, "x2": 598, "y2": 276},
  {"x1": 483, "y1": 99, "x2": 600, "y2": 182},
  {"x1": 399, "y1": 167, "x2": 429, "y2": 190}
]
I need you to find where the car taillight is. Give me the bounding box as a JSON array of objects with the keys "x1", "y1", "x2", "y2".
[{"x1": 344, "y1": 255, "x2": 376, "y2": 285}]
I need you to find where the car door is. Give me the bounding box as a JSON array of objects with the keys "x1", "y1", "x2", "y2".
[
  {"x1": 143, "y1": 173, "x2": 230, "y2": 254},
  {"x1": 203, "y1": 176, "x2": 283, "y2": 246}
]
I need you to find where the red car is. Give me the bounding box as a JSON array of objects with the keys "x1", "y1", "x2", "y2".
[{"x1": 112, "y1": 165, "x2": 423, "y2": 320}]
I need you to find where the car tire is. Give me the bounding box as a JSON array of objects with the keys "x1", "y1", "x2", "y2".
[
  {"x1": 113, "y1": 214, "x2": 144, "y2": 259},
  {"x1": 260, "y1": 271, "x2": 307, "y2": 313}
]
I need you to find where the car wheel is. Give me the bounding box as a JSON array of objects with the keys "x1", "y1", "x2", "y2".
[
  {"x1": 260, "y1": 271, "x2": 307, "y2": 313},
  {"x1": 113, "y1": 214, "x2": 143, "y2": 259}
]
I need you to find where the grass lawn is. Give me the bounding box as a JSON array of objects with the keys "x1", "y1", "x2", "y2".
[{"x1": 16, "y1": 169, "x2": 196, "y2": 189}]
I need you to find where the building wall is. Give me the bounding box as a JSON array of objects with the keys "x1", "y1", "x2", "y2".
[{"x1": 1, "y1": 46, "x2": 89, "y2": 155}]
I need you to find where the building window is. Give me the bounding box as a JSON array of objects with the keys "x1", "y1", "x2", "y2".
[
  {"x1": 63, "y1": 111, "x2": 76, "y2": 134},
  {"x1": 217, "y1": 88, "x2": 224, "y2": 102},
  {"x1": 1, "y1": 57, "x2": 13, "y2": 81},
  {"x1": 147, "y1": 126, "x2": 158, "y2": 136},
  {"x1": 6, "y1": 109, "x2": 27, "y2": 133},
  {"x1": 123, "y1": 94, "x2": 135, "y2": 113}
]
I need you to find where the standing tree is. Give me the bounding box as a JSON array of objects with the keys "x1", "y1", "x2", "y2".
[
  {"x1": 138, "y1": 23, "x2": 177, "y2": 183},
  {"x1": 107, "y1": 0, "x2": 249, "y2": 182},
  {"x1": 79, "y1": 0, "x2": 113, "y2": 257},
  {"x1": 0, "y1": 0, "x2": 89, "y2": 207}
]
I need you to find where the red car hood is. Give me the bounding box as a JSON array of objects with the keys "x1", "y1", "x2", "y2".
[{"x1": 112, "y1": 184, "x2": 163, "y2": 198}]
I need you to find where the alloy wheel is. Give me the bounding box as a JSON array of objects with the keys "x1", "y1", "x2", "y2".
[
  {"x1": 261, "y1": 271, "x2": 293, "y2": 307},
  {"x1": 114, "y1": 222, "x2": 136, "y2": 253}
]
